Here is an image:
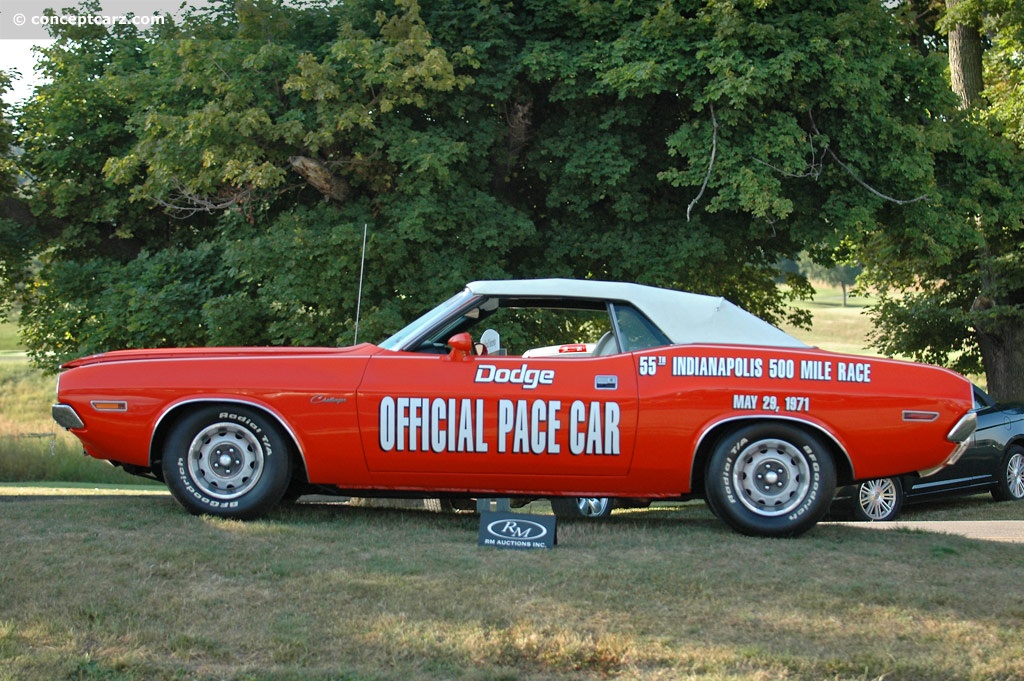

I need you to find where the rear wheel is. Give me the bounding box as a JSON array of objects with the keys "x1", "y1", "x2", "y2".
[
  {"x1": 992, "y1": 445, "x2": 1024, "y2": 502},
  {"x1": 852, "y1": 477, "x2": 904, "y2": 521},
  {"x1": 705, "y1": 423, "x2": 835, "y2": 537},
  {"x1": 162, "y1": 405, "x2": 293, "y2": 519},
  {"x1": 550, "y1": 497, "x2": 613, "y2": 519}
]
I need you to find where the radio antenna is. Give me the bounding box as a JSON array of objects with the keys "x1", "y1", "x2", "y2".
[{"x1": 353, "y1": 223, "x2": 368, "y2": 344}]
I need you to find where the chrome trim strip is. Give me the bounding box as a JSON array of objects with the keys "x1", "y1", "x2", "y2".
[{"x1": 910, "y1": 474, "x2": 989, "y2": 492}]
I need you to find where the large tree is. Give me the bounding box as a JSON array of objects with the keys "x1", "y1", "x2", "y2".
[
  {"x1": 861, "y1": 0, "x2": 1024, "y2": 401},
  {"x1": 2, "y1": 0, "x2": 978, "y2": 376}
]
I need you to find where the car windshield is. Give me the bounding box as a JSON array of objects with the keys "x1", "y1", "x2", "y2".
[{"x1": 378, "y1": 288, "x2": 475, "y2": 350}]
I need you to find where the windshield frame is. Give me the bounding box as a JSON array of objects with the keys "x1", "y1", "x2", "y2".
[{"x1": 378, "y1": 288, "x2": 478, "y2": 351}]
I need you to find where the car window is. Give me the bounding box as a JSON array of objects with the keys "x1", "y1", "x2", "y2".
[
  {"x1": 390, "y1": 294, "x2": 672, "y2": 357},
  {"x1": 397, "y1": 296, "x2": 611, "y2": 356},
  {"x1": 611, "y1": 303, "x2": 671, "y2": 352},
  {"x1": 483, "y1": 305, "x2": 612, "y2": 356},
  {"x1": 973, "y1": 385, "x2": 996, "y2": 410}
]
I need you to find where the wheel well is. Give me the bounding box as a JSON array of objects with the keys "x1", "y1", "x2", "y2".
[
  {"x1": 149, "y1": 400, "x2": 309, "y2": 484},
  {"x1": 689, "y1": 417, "x2": 854, "y2": 497}
]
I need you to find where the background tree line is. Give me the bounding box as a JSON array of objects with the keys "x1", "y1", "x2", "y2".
[{"x1": 0, "y1": 0, "x2": 1021, "y2": 401}]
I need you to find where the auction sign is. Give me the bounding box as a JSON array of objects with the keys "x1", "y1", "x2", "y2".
[{"x1": 478, "y1": 511, "x2": 557, "y2": 550}]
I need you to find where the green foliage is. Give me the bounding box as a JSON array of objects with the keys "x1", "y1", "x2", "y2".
[
  {"x1": 19, "y1": 245, "x2": 237, "y2": 366},
  {"x1": 0, "y1": 72, "x2": 16, "y2": 198},
  {"x1": 5, "y1": 0, "x2": 1012, "y2": 377},
  {"x1": 859, "y1": 0, "x2": 1024, "y2": 397}
]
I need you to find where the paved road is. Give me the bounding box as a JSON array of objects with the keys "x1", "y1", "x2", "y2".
[{"x1": 828, "y1": 520, "x2": 1024, "y2": 544}]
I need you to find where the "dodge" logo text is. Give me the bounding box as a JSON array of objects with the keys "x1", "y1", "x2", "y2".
[{"x1": 474, "y1": 364, "x2": 554, "y2": 390}]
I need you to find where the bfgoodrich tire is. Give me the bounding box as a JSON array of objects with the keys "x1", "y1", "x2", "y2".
[
  {"x1": 162, "y1": 404, "x2": 293, "y2": 519},
  {"x1": 705, "y1": 423, "x2": 835, "y2": 537}
]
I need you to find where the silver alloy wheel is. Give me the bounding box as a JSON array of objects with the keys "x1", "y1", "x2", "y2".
[
  {"x1": 732, "y1": 438, "x2": 810, "y2": 516},
  {"x1": 575, "y1": 497, "x2": 611, "y2": 517},
  {"x1": 858, "y1": 478, "x2": 900, "y2": 521},
  {"x1": 1006, "y1": 452, "x2": 1024, "y2": 500},
  {"x1": 187, "y1": 422, "x2": 265, "y2": 500}
]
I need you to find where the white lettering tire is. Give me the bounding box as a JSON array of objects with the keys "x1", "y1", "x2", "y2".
[
  {"x1": 705, "y1": 423, "x2": 835, "y2": 537},
  {"x1": 162, "y1": 405, "x2": 293, "y2": 519}
]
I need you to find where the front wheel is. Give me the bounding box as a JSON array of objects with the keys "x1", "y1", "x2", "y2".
[
  {"x1": 705, "y1": 423, "x2": 835, "y2": 537},
  {"x1": 992, "y1": 444, "x2": 1024, "y2": 502},
  {"x1": 162, "y1": 405, "x2": 293, "y2": 519},
  {"x1": 852, "y1": 477, "x2": 904, "y2": 521},
  {"x1": 550, "y1": 497, "x2": 613, "y2": 519}
]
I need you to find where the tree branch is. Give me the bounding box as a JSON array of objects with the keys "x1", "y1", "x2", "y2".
[
  {"x1": 148, "y1": 179, "x2": 252, "y2": 218},
  {"x1": 786, "y1": 112, "x2": 932, "y2": 205},
  {"x1": 824, "y1": 148, "x2": 930, "y2": 205},
  {"x1": 687, "y1": 104, "x2": 717, "y2": 222},
  {"x1": 753, "y1": 131, "x2": 825, "y2": 179}
]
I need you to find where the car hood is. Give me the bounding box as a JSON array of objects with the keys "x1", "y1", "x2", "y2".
[{"x1": 59, "y1": 343, "x2": 380, "y2": 369}]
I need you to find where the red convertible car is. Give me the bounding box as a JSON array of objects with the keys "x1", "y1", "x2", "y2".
[{"x1": 52, "y1": 279, "x2": 977, "y2": 537}]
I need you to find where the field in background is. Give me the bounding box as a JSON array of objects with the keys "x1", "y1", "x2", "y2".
[
  {"x1": 0, "y1": 320, "x2": 156, "y2": 485},
  {"x1": 781, "y1": 284, "x2": 877, "y2": 355}
]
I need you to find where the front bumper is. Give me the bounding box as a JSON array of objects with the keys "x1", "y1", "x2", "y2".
[{"x1": 52, "y1": 403, "x2": 85, "y2": 430}]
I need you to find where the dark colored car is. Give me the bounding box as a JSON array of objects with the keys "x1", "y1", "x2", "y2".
[{"x1": 837, "y1": 386, "x2": 1024, "y2": 521}]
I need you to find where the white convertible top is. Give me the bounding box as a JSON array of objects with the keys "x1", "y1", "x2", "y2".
[{"x1": 467, "y1": 278, "x2": 808, "y2": 348}]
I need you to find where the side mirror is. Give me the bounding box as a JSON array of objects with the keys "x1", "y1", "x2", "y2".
[{"x1": 447, "y1": 332, "x2": 474, "y2": 361}]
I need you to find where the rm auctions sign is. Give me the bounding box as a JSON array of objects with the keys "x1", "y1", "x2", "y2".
[{"x1": 478, "y1": 512, "x2": 557, "y2": 550}]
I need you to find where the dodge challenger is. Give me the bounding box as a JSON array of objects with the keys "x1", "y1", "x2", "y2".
[{"x1": 52, "y1": 279, "x2": 977, "y2": 537}]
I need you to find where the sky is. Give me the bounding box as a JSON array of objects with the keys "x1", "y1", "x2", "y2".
[
  {"x1": 1, "y1": 40, "x2": 53, "y2": 105},
  {"x1": 1, "y1": 0, "x2": 189, "y2": 105}
]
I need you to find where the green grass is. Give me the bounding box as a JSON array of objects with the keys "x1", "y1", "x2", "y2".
[{"x1": 0, "y1": 494, "x2": 1022, "y2": 680}]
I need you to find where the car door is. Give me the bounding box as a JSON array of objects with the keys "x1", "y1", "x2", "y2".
[{"x1": 355, "y1": 347, "x2": 638, "y2": 485}]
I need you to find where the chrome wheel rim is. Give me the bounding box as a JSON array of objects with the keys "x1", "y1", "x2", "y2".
[
  {"x1": 1006, "y1": 452, "x2": 1024, "y2": 500},
  {"x1": 858, "y1": 478, "x2": 899, "y2": 520},
  {"x1": 732, "y1": 439, "x2": 810, "y2": 517},
  {"x1": 187, "y1": 422, "x2": 265, "y2": 500},
  {"x1": 575, "y1": 497, "x2": 610, "y2": 517}
]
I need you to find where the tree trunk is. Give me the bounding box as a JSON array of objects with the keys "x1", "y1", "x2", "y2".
[
  {"x1": 944, "y1": 1, "x2": 1019, "y2": 400},
  {"x1": 975, "y1": 323, "x2": 1024, "y2": 403},
  {"x1": 946, "y1": 0, "x2": 985, "y2": 109}
]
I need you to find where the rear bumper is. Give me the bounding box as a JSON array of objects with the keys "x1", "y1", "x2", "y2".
[{"x1": 919, "y1": 411, "x2": 977, "y2": 477}]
